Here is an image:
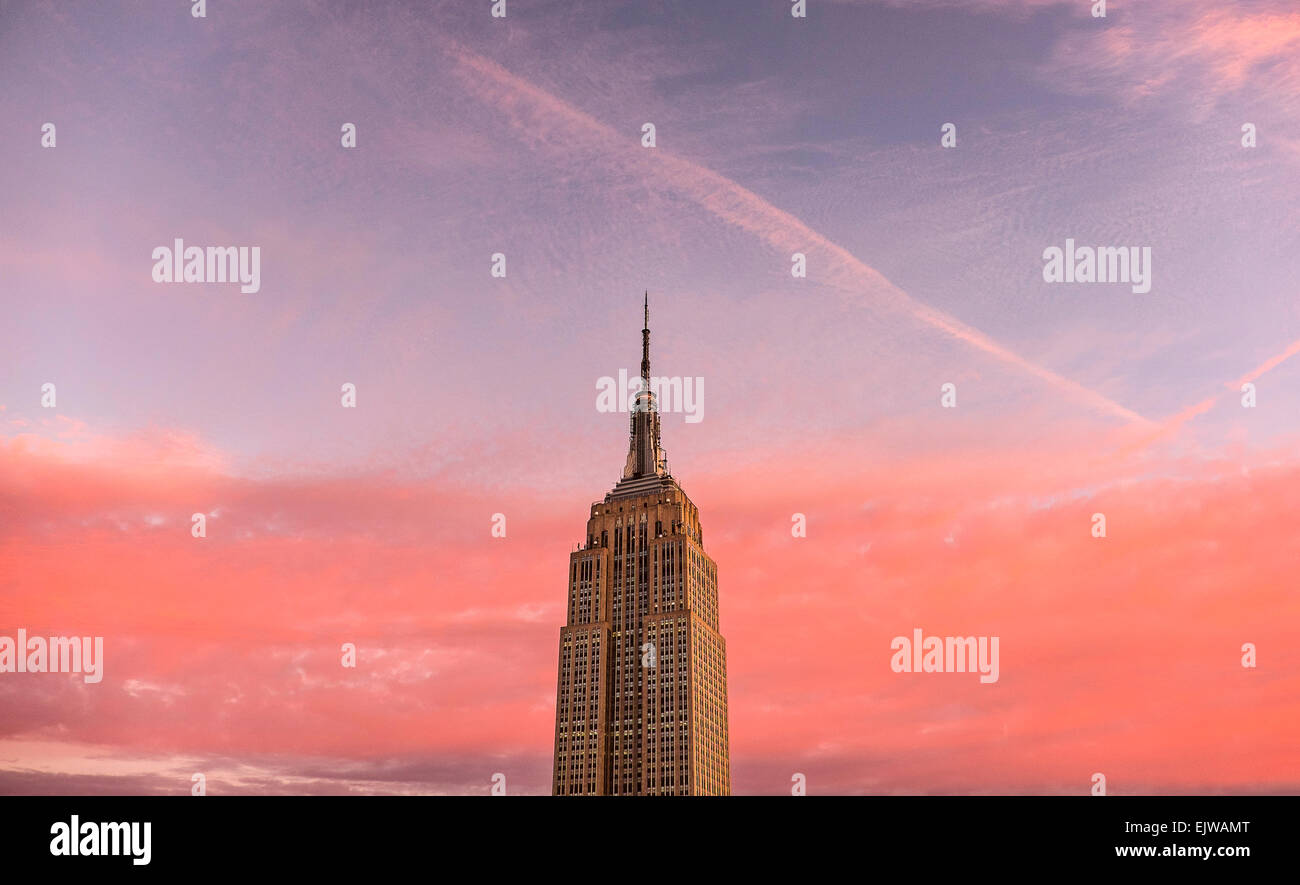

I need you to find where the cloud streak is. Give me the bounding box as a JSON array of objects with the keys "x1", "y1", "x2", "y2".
[
  {"x1": 1121, "y1": 332, "x2": 1300, "y2": 454},
  {"x1": 444, "y1": 42, "x2": 1151, "y2": 426}
]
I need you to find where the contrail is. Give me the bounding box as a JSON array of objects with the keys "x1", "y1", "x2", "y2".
[
  {"x1": 1121, "y1": 335, "x2": 1300, "y2": 454},
  {"x1": 446, "y1": 43, "x2": 1152, "y2": 427}
]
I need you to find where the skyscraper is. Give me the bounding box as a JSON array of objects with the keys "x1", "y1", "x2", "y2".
[{"x1": 552, "y1": 294, "x2": 730, "y2": 796}]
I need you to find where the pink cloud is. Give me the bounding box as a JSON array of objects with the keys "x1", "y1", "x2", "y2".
[
  {"x1": 3, "y1": 419, "x2": 1297, "y2": 793},
  {"x1": 1044, "y1": 1, "x2": 1300, "y2": 118}
]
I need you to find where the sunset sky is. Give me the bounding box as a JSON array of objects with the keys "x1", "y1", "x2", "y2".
[{"x1": 2, "y1": 0, "x2": 1299, "y2": 794}]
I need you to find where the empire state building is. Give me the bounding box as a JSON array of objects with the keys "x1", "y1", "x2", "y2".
[{"x1": 552, "y1": 295, "x2": 730, "y2": 796}]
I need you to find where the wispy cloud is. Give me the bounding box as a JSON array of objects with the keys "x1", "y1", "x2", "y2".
[{"x1": 445, "y1": 42, "x2": 1151, "y2": 425}]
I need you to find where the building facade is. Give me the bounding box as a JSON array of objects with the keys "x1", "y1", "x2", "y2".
[{"x1": 552, "y1": 295, "x2": 730, "y2": 796}]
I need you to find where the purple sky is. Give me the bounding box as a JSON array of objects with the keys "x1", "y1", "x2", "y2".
[{"x1": 4, "y1": 0, "x2": 1298, "y2": 480}]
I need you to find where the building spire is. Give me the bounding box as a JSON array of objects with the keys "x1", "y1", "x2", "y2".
[
  {"x1": 623, "y1": 291, "x2": 666, "y2": 481},
  {"x1": 641, "y1": 290, "x2": 651, "y2": 382}
]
